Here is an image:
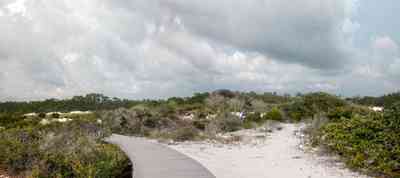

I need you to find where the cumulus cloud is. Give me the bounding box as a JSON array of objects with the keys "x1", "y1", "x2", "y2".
[{"x1": 0, "y1": 0, "x2": 399, "y2": 101}]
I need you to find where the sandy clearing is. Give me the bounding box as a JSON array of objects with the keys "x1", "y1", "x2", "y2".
[{"x1": 168, "y1": 123, "x2": 370, "y2": 178}]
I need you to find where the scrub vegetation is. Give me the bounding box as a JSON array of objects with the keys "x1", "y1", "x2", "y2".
[
  {"x1": 311, "y1": 103, "x2": 400, "y2": 177},
  {"x1": 0, "y1": 112, "x2": 130, "y2": 178},
  {"x1": 1, "y1": 90, "x2": 399, "y2": 177}
]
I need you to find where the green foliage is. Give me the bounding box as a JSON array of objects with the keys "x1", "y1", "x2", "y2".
[
  {"x1": 0, "y1": 126, "x2": 40, "y2": 173},
  {"x1": 243, "y1": 108, "x2": 283, "y2": 128},
  {"x1": 0, "y1": 93, "x2": 139, "y2": 114},
  {"x1": 383, "y1": 102, "x2": 400, "y2": 131},
  {"x1": 242, "y1": 121, "x2": 258, "y2": 129},
  {"x1": 3, "y1": 90, "x2": 400, "y2": 177},
  {"x1": 193, "y1": 120, "x2": 209, "y2": 131},
  {"x1": 284, "y1": 92, "x2": 347, "y2": 121},
  {"x1": 99, "y1": 107, "x2": 176, "y2": 137},
  {"x1": 0, "y1": 116, "x2": 130, "y2": 177},
  {"x1": 215, "y1": 112, "x2": 243, "y2": 132},
  {"x1": 258, "y1": 92, "x2": 291, "y2": 104},
  {"x1": 314, "y1": 103, "x2": 400, "y2": 177},
  {"x1": 263, "y1": 107, "x2": 283, "y2": 121},
  {"x1": 38, "y1": 113, "x2": 46, "y2": 118},
  {"x1": 213, "y1": 89, "x2": 236, "y2": 98},
  {"x1": 326, "y1": 105, "x2": 371, "y2": 121},
  {"x1": 0, "y1": 114, "x2": 28, "y2": 129},
  {"x1": 245, "y1": 112, "x2": 263, "y2": 123},
  {"x1": 51, "y1": 113, "x2": 60, "y2": 118},
  {"x1": 143, "y1": 117, "x2": 159, "y2": 129},
  {"x1": 351, "y1": 92, "x2": 400, "y2": 108},
  {"x1": 281, "y1": 100, "x2": 305, "y2": 121},
  {"x1": 186, "y1": 92, "x2": 210, "y2": 105},
  {"x1": 303, "y1": 92, "x2": 347, "y2": 112}
]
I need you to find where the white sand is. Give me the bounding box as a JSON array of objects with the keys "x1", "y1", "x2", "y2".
[{"x1": 168, "y1": 123, "x2": 370, "y2": 178}]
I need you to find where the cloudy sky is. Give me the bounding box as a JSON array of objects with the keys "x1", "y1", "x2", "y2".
[{"x1": 0, "y1": 0, "x2": 399, "y2": 101}]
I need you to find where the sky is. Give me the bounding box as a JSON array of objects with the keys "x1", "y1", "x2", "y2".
[{"x1": 0, "y1": 0, "x2": 399, "y2": 101}]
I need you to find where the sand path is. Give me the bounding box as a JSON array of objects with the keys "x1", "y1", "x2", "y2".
[{"x1": 168, "y1": 123, "x2": 370, "y2": 178}]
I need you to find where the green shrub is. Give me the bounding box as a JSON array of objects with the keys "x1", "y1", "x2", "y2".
[
  {"x1": 143, "y1": 117, "x2": 159, "y2": 128},
  {"x1": 51, "y1": 113, "x2": 60, "y2": 118},
  {"x1": 193, "y1": 120, "x2": 209, "y2": 131},
  {"x1": 383, "y1": 102, "x2": 400, "y2": 131},
  {"x1": 263, "y1": 107, "x2": 283, "y2": 121},
  {"x1": 38, "y1": 113, "x2": 46, "y2": 118},
  {"x1": 90, "y1": 144, "x2": 131, "y2": 178},
  {"x1": 99, "y1": 108, "x2": 146, "y2": 136},
  {"x1": 242, "y1": 121, "x2": 257, "y2": 129},
  {"x1": 326, "y1": 105, "x2": 371, "y2": 121},
  {"x1": 245, "y1": 112, "x2": 263, "y2": 123},
  {"x1": 0, "y1": 119, "x2": 130, "y2": 178},
  {"x1": 314, "y1": 103, "x2": 400, "y2": 177},
  {"x1": 289, "y1": 112, "x2": 303, "y2": 122},
  {"x1": 0, "y1": 114, "x2": 33, "y2": 129},
  {"x1": 282, "y1": 100, "x2": 308, "y2": 121},
  {"x1": 0, "y1": 126, "x2": 40, "y2": 174},
  {"x1": 284, "y1": 92, "x2": 347, "y2": 121},
  {"x1": 216, "y1": 113, "x2": 243, "y2": 132}
]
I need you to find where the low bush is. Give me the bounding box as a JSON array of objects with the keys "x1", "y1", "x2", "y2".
[
  {"x1": 0, "y1": 117, "x2": 130, "y2": 178},
  {"x1": 0, "y1": 114, "x2": 31, "y2": 129},
  {"x1": 242, "y1": 121, "x2": 258, "y2": 129},
  {"x1": 143, "y1": 117, "x2": 159, "y2": 128},
  {"x1": 283, "y1": 92, "x2": 347, "y2": 121},
  {"x1": 99, "y1": 108, "x2": 146, "y2": 136},
  {"x1": 215, "y1": 112, "x2": 243, "y2": 132},
  {"x1": 51, "y1": 113, "x2": 60, "y2": 118},
  {"x1": 245, "y1": 112, "x2": 263, "y2": 123},
  {"x1": 263, "y1": 107, "x2": 283, "y2": 121},
  {"x1": 38, "y1": 113, "x2": 46, "y2": 118},
  {"x1": 0, "y1": 126, "x2": 40, "y2": 174},
  {"x1": 193, "y1": 120, "x2": 209, "y2": 131},
  {"x1": 313, "y1": 102, "x2": 400, "y2": 177},
  {"x1": 326, "y1": 105, "x2": 371, "y2": 121}
]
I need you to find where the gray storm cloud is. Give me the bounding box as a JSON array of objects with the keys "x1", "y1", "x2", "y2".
[
  {"x1": 159, "y1": 0, "x2": 354, "y2": 69},
  {"x1": 0, "y1": 0, "x2": 399, "y2": 101}
]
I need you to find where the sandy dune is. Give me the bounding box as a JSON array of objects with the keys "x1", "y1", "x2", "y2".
[{"x1": 168, "y1": 123, "x2": 369, "y2": 178}]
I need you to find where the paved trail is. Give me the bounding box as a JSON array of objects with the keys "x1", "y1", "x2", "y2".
[{"x1": 106, "y1": 134, "x2": 215, "y2": 178}]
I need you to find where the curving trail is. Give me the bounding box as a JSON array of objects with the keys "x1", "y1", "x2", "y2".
[{"x1": 106, "y1": 134, "x2": 215, "y2": 178}]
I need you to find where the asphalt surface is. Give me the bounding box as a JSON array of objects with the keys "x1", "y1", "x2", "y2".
[{"x1": 106, "y1": 134, "x2": 216, "y2": 178}]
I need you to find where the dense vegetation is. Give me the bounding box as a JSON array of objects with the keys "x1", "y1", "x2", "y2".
[
  {"x1": 283, "y1": 92, "x2": 348, "y2": 121},
  {"x1": 311, "y1": 103, "x2": 400, "y2": 177},
  {"x1": 0, "y1": 93, "x2": 139, "y2": 114},
  {"x1": 0, "y1": 113, "x2": 130, "y2": 177},
  {"x1": 0, "y1": 90, "x2": 291, "y2": 177},
  {"x1": 350, "y1": 91, "x2": 400, "y2": 108},
  {"x1": 0, "y1": 90, "x2": 399, "y2": 177},
  {"x1": 98, "y1": 90, "x2": 289, "y2": 141}
]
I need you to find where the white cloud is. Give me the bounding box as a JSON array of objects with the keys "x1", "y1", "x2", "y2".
[
  {"x1": 6, "y1": 0, "x2": 27, "y2": 17},
  {"x1": 0, "y1": 0, "x2": 399, "y2": 100}
]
